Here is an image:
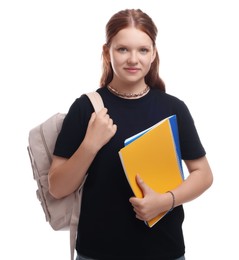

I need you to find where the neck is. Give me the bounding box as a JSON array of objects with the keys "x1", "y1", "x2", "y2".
[{"x1": 107, "y1": 85, "x2": 150, "y2": 99}]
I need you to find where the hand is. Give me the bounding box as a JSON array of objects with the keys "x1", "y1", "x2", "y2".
[
  {"x1": 129, "y1": 175, "x2": 165, "y2": 222},
  {"x1": 84, "y1": 108, "x2": 117, "y2": 151}
]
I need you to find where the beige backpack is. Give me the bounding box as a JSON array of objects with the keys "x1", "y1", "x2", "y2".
[{"x1": 27, "y1": 92, "x2": 104, "y2": 260}]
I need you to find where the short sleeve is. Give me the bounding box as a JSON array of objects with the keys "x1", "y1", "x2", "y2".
[
  {"x1": 176, "y1": 101, "x2": 206, "y2": 160},
  {"x1": 53, "y1": 95, "x2": 93, "y2": 158}
]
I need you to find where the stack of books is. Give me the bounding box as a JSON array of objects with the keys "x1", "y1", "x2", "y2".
[{"x1": 119, "y1": 115, "x2": 184, "y2": 227}]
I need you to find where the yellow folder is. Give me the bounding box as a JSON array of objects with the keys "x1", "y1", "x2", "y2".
[{"x1": 119, "y1": 115, "x2": 184, "y2": 227}]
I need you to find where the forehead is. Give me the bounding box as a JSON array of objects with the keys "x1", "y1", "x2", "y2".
[{"x1": 111, "y1": 27, "x2": 153, "y2": 46}]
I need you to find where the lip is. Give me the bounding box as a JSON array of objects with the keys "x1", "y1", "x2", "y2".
[{"x1": 124, "y1": 67, "x2": 140, "y2": 73}]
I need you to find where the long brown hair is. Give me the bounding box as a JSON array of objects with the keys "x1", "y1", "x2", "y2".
[{"x1": 100, "y1": 9, "x2": 165, "y2": 92}]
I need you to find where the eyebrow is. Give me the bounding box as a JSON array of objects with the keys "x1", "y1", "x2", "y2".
[{"x1": 114, "y1": 44, "x2": 152, "y2": 49}]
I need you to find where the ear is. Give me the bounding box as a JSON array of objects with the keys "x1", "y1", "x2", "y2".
[
  {"x1": 151, "y1": 47, "x2": 157, "y2": 63},
  {"x1": 103, "y1": 44, "x2": 110, "y2": 62}
]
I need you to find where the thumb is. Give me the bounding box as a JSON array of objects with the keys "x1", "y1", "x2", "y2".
[{"x1": 136, "y1": 174, "x2": 151, "y2": 197}]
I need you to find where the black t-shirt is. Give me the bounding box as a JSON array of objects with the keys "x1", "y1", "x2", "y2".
[{"x1": 54, "y1": 87, "x2": 206, "y2": 260}]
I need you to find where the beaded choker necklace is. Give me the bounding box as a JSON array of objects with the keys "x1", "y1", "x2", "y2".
[{"x1": 107, "y1": 85, "x2": 149, "y2": 98}]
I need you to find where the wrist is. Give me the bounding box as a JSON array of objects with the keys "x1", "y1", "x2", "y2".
[
  {"x1": 166, "y1": 191, "x2": 175, "y2": 211},
  {"x1": 81, "y1": 138, "x2": 100, "y2": 156}
]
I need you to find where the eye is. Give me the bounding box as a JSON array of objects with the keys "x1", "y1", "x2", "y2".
[
  {"x1": 117, "y1": 47, "x2": 128, "y2": 53},
  {"x1": 139, "y1": 48, "x2": 149, "y2": 54}
]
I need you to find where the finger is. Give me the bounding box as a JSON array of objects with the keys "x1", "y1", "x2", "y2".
[
  {"x1": 134, "y1": 208, "x2": 146, "y2": 221},
  {"x1": 129, "y1": 196, "x2": 137, "y2": 205},
  {"x1": 129, "y1": 196, "x2": 142, "y2": 208},
  {"x1": 136, "y1": 175, "x2": 150, "y2": 196},
  {"x1": 132, "y1": 206, "x2": 141, "y2": 217},
  {"x1": 135, "y1": 214, "x2": 144, "y2": 221},
  {"x1": 104, "y1": 113, "x2": 110, "y2": 121},
  {"x1": 109, "y1": 118, "x2": 117, "y2": 127},
  {"x1": 112, "y1": 123, "x2": 117, "y2": 133},
  {"x1": 89, "y1": 112, "x2": 96, "y2": 125},
  {"x1": 107, "y1": 119, "x2": 117, "y2": 135},
  {"x1": 98, "y1": 107, "x2": 108, "y2": 116}
]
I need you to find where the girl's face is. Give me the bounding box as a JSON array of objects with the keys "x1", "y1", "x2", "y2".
[{"x1": 108, "y1": 27, "x2": 156, "y2": 86}]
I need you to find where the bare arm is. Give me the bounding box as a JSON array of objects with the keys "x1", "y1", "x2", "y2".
[
  {"x1": 129, "y1": 156, "x2": 213, "y2": 222},
  {"x1": 48, "y1": 108, "x2": 117, "y2": 199},
  {"x1": 171, "y1": 156, "x2": 213, "y2": 206}
]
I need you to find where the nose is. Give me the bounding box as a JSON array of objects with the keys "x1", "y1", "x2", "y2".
[{"x1": 127, "y1": 51, "x2": 138, "y2": 65}]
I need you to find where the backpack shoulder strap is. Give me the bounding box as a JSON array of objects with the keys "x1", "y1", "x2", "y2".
[
  {"x1": 86, "y1": 91, "x2": 104, "y2": 112},
  {"x1": 70, "y1": 91, "x2": 104, "y2": 260}
]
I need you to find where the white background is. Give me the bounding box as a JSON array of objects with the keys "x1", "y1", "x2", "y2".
[{"x1": 1, "y1": 0, "x2": 238, "y2": 259}]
